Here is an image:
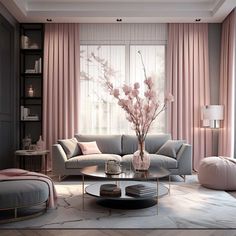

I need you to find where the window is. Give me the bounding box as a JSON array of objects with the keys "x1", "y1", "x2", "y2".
[{"x1": 80, "y1": 44, "x2": 165, "y2": 134}]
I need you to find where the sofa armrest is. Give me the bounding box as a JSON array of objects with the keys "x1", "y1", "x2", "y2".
[
  {"x1": 176, "y1": 143, "x2": 192, "y2": 175},
  {"x1": 52, "y1": 144, "x2": 68, "y2": 175}
]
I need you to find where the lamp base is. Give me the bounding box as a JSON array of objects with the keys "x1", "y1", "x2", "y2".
[{"x1": 210, "y1": 120, "x2": 220, "y2": 129}]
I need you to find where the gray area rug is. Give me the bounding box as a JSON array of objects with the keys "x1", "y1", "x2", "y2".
[{"x1": 1, "y1": 175, "x2": 236, "y2": 229}]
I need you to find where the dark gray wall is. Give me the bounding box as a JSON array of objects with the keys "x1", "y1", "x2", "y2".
[
  {"x1": 209, "y1": 24, "x2": 221, "y2": 104},
  {"x1": 234, "y1": 9, "x2": 236, "y2": 158},
  {"x1": 0, "y1": 3, "x2": 19, "y2": 169},
  {"x1": 208, "y1": 23, "x2": 222, "y2": 155}
]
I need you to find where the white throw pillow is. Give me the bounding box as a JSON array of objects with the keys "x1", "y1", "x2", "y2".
[{"x1": 78, "y1": 141, "x2": 102, "y2": 155}]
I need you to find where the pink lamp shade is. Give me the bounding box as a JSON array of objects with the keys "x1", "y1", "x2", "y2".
[{"x1": 201, "y1": 105, "x2": 224, "y2": 128}]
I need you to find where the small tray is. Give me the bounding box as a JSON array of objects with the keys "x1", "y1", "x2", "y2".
[{"x1": 105, "y1": 171, "x2": 122, "y2": 175}]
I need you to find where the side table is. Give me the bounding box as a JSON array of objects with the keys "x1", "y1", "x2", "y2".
[{"x1": 15, "y1": 150, "x2": 49, "y2": 175}]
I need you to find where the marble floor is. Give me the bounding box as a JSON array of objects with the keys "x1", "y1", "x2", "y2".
[
  {"x1": 1, "y1": 175, "x2": 236, "y2": 229},
  {"x1": 1, "y1": 230, "x2": 236, "y2": 236}
]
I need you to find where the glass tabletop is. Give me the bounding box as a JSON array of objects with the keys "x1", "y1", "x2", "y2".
[{"x1": 80, "y1": 165, "x2": 170, "y2": 180}]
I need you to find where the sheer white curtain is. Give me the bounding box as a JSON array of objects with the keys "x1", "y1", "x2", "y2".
[
  {"x1": 80, "y1": 44, "x2": 165, "y2": 135},
  {"x1": 130, "y1": 45, "x2": 165, "y2": 132},
  {"x1": 80, "y1": 45, "x2": 126, "y2": 134}
]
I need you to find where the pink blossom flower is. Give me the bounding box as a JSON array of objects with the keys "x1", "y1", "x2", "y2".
[
  {"x1": 144, "y1": 77, "x2": 153, "y2": 87},
  {"x1": 134, "y1": 82, "x2": 140, "y2": 89},
  {"x1": 112, "y1": 89, "x2": 120, "y2": 98},
  {"x1": 165, "y1": 93, "x2": 174, "y2": 102},
  {"x1": 132, "y1": 89, "x2": 139, "y2": 97},
  {"x1": 144, "y1": 90, "x2": 156, "y2": 99},
  {"x1": 122, "y1": 85, "x2": 132, "y2": 95}
]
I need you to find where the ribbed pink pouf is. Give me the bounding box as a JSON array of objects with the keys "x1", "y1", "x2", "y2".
[{"x1": 198, "y1": 156, "x2": 236, "y2": 190}]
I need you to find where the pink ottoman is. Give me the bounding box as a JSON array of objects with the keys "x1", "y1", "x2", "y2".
[{"x1": 198, "y1": 156, "x2": 236, "y2": 190}]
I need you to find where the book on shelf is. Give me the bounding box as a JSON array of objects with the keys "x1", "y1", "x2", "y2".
[
  {"x1": 24, "y1": 115, "x2": 39, "y2": 121},
  {"x1": 34, "y1": 58, "x2": 42, "y2": 73},
  {"x1": 25, "y1": 69, "x2": 36, "y2": 74},
  {"x1": 20, "y1": 106, "x2": 24, "y2": 120},
  {"x1": 21, "y1": 106, "x2": 39, "y2": 121},
  {"x1": 23, "y1": 107, "x2": 30, "y2": 120}
]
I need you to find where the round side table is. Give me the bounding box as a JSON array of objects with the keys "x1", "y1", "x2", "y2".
[{"x1": 15, "y1": 150, "x2": 49, "y2": 175}]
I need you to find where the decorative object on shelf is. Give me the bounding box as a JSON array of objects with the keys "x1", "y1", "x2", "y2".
[
  {"x1": 22, "y1": 135, "x2": 32, "y2": 150},
  {"x1": 105, "y1": 160, "x2": 122, "y2": 174},
  {"x1": 29, "y1": 144, "x2": 37, "y2": 151},
  {"x1": 30, "y1": 43, "x2": 39, "y2": 49},
  {"x1": 100, "y1": 184, "x2": 121, "y2": 197},
  {"x1": 28, "y1": 85, "x2": 34, "y2": 97},
  {"x1": 92, "y1": 51, "x2": 174, "y2": 171},
  {"x1": 21, "y1": 35, "x2": 29, "y2": 49},
  {"x1": 201, "y1": 105, "x2": 224, "y2": 129},
  {"x1": 36, "y1": 135, "x2": 45, "y2": 151}
]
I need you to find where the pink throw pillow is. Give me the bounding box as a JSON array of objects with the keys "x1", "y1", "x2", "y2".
[{"x1": 78, "y1": 141, "x2": 102, "y2": 155}]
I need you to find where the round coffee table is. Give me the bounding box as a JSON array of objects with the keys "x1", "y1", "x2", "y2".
[{"x1": 80, "y1": 165, "x2": 170, "y2": 211}]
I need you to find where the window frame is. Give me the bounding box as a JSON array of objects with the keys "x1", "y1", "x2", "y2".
[{"x1": 80, "y1": 41, "x2": 167, "y2": 134}]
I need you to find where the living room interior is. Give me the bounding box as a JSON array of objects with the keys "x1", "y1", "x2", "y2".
[{"x1": 0, "y1": 0, "x2": 236, "y2": 235}]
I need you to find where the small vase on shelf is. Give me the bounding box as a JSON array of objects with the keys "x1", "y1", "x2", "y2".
[
  {"x1": 36, "y1": 135, "x2": 45, "y2": 151},
  {"x1": 132, "y1": 139, "x2": 150, "y2": 171},
  {"x1": 28, "y1": 85, "x2": 34, "y2": 97}
]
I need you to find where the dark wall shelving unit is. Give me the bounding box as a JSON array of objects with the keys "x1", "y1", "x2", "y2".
[{"x1": 20, "y1": 23, "x2": 44, "y2": 146}]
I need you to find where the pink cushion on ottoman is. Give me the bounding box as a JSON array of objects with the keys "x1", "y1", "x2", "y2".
[{"x1": 198, "y1": 156, "x2": 236, "y2": 190}]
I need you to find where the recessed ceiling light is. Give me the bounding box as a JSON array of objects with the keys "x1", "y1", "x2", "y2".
[
  {"x1": 116, "y1": 19, "x2": 122, "y2": 22},
  {"x1": 195, "y1": 19, "x2": 201, "y2": 22},
  {"x1": 46, "y1": 19, "x2": 52, "y2": 22}
]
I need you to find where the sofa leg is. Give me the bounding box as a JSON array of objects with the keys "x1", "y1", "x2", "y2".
[
  {"x1": 58, "y1": 175, "x2": 66, "y2": 181},
  {"x1": 180, "y1": 175, "x2": 186, "y2": 182}
]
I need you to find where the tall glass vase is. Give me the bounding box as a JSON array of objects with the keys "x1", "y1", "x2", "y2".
[{"x1": 132, "y1": 139, "x2": 150, "y2": 171}]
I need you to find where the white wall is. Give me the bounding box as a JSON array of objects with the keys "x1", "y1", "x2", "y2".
[{"x1": 80, "y1": 23, "x2": 167, "y2": 44}]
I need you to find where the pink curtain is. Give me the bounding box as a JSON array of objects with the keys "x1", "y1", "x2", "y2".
[
  {"x1": 43, "y1": 24, "x2": 80, "y2": 169},
  {"x1": 167, "y1": 23, "x2": 212, "y2": 171},
  {"x1": 218, "y1": 10, "x2": 235, "y2": 157}
]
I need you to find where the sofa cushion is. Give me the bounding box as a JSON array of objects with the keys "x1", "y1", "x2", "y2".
[
  {"x1": 58, "y1": 138, "x2": 81, "y2": 159},
  {"x1": 157, "y1": 140, "x2": 185, "y2": 159},
  {"x1": 121, "y1": 154, "x2": 178, "y2": 169},
  {"x1": 75, "y1": 134, "x2": 122, "y2": 155},
  {"x1": 65, "y1": 154, "x2": 122, "y2": 169},
  {"x1": 122, "y1": 134, "x2": 171, "y2": 155},
  {"x1": 78, "y1": 141, "x2": 101, "y2": 155}
]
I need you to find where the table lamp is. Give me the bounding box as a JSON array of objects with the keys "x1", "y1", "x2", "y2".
[{"x1": 201, "y1": 105, "x2": 224, "y2": 129}]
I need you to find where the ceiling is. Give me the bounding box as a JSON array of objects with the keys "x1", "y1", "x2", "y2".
[{"x1": 1, "y1": 0, "x2": 236, "y2": 23}]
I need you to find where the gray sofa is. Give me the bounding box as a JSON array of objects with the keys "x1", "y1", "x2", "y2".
[{"x1": 52, "y1": 134, "x2": 192, "y2": 180}]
